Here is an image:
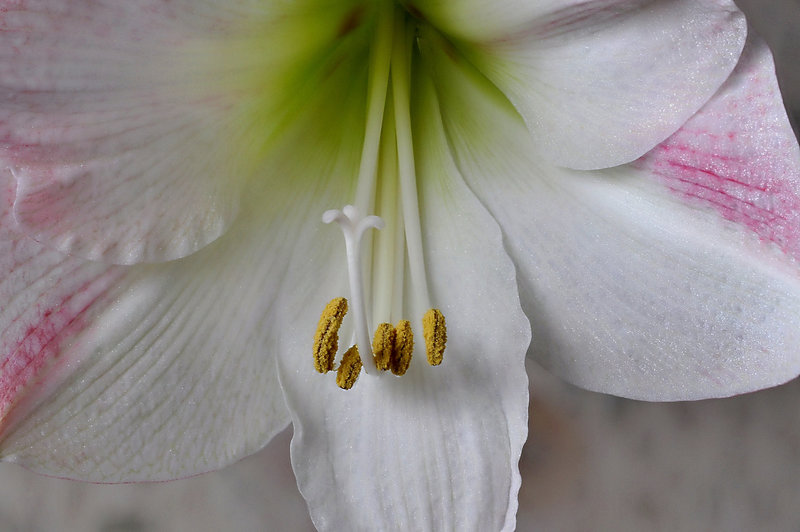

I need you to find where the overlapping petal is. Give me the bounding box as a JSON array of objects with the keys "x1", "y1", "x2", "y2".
[
  {"x1": 0, "y1": 172, "x2": 125, "y2": 439},
  {"x1": 0, "y1": 44, "x2": 373, "y2": 479},
  {"x1": 636, "y1": 37, "x2": 800, "y2": 263},
  {"x1": 0, "y1": 188, "x2": 293, "y2": 480},
  {"x1": 416, "y1": 0, "x2": 746, "y2": 170},
  {"x1": 0, "y1": 0, "x2": 364, "y2": 263},
  {"x1": 277, "y1": 71, "x2": 530, "y2": 531},
  {"x1": 426, "y1": 32, "x2": 800, "y2": 400},
  {"x1": 1, "y1": 0, "x2": 794, "y2": 529}
]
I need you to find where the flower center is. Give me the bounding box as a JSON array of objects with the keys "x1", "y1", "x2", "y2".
[{"x1": 311, "y1": 5, "x2": 446, "y2": 390}]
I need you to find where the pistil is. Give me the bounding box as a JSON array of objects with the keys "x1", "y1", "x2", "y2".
[{"x1": 322, "y1": 205, "x2": 384, "y2": 374}]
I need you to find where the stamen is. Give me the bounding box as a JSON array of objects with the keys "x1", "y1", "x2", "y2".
[
  {"x1": 336, "y1": 345, "x2": 363, "y2": 390},
  {"x1": 390, "y1": 320, "x2": 413, "y2": 376},
  {"x1": 423, "y1": 308, "x2": 446, "y2": 366},
  {"x1": 313, "y1": 297, "x2": 348, "y2": 373},
  {"x1": 372, "y1": 322, "x2": 395, "y2": 371},
  {"x1": 391, "y1": 15, "x2": 432, "y2": 312},
  {"x1": 354, "y1": 3, "x2": 394, "y2": 212},
  {"x1": 314, "y1": 11, "x2": 450, "y2": 389}
]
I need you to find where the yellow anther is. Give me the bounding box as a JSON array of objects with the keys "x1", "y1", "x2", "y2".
[
  {"x1": 336, "y1": 345, "x2": 362, "y2": 390},
  {"x1": 390, "y1": 320, "x2": 413, "y2": 376},
  {"x1": 313, "y1": 297, "x2": 348, "y2": 373},
  {"x1": 422, "y1": 308, "x2": 446, "y2": 366},
  {"x1": 372, "y1": 322, "x2": 395, "y2": 371}
]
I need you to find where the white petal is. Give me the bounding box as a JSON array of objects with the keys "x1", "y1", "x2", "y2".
[
  {"x1": 277, "y1": 73, "x2": 530, "y2": 530},
  {"x1": 635, "y1": 36, "x2": 800, "y2": 263},
  {"x1": 0, "y1": 173, "x2": 126, "y2": 440},
  {"x1": 416, "y1": 0, "x2": 746, "y2": 170},
  {"x1": 0, "y1": 193, "x2": 291, "y2": 481},
  {"x1": 430, "y1": 32, "x2": 800, "y2": 400},
  {"x1": 0, "y1": 57, "x2": 371, "y2": 479},
  {"x1": 0, "y1": 0, "x2": 364, "y2": 264}
]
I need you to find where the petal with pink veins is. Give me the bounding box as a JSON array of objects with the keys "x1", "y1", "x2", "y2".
[
  {"x1": 0, "y1": 58, "x2": 371, "y2": 479},
  {"x1": 0, "y1": 173, "x2": 125, "y2": 438},
  {"x1": 636, "y1": 37, "x2": 800, "y2": 263},
  {"x1": 0, "y1": 0, "x2": 360, "y2": 264},
  {"x1": 425, "y1": 32, "x2": 800, "y2": 400}
]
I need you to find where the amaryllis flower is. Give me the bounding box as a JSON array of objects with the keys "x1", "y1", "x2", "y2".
[{"x1": 1, "y1": 0, "x2": 799, "y2": 530}]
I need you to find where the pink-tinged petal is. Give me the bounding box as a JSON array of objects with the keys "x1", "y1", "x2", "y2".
[
  {"x1": 0, "y1": 0, "x2": 359, "y2": 264},
  {"x1": 0, "y1": 172, "x2": 125, "y2": 436},
  {"x1": 416, "y1": 0, "x2": 746, "y2": 170},
  {"x1": 0, "y1": 197, "x2": 294, "y2": 481},
  {"x1": 426, "y1": 33, "x2": 800, "y2": 400},
  {"x1": 636, "y1": 36, "x2": 800, "y2": 262},
  {"x1": 277, "y1": 67, "x2": 530, "y2": 531},
  {"x1": 0, "y1": 169, "x2": 293, "y2": 479},
  {"x1": 0, "y1": 51, "x2": 372, "y2": 478}
]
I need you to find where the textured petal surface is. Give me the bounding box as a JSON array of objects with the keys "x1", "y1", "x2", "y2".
[
  {"x1": 0, "y1": 189, "x2": 292, "y2": 481},
  {"x1": 429, "y1": 34, "x2": 800, "y2": 401},
  {"x1": 277, "y1": 72, "x2": 530, "y2": 531},
  {"x1": 0, "y1": 46, "x2": 372, "y2": 479},
  {"x1": 636, "y1": 37, "x2": 800, "y2": 263},
  {"x1": 416, "y1": 0, "x2": 746, "y2": 169},
  {"x1": 0, "y1": 173, "x2": 125, "y2": 442},
  {"x1": 0, "y1": 0, "x2": 360, "y2": 263}
]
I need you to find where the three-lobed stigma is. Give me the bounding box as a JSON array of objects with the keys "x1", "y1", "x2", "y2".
[{"x1": 313, "y1": 297, "x2": 446, "y2": 389}]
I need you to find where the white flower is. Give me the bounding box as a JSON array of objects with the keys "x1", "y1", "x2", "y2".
[{"x1": 1, "y1": 0, "x2": 798, "y2": 530}]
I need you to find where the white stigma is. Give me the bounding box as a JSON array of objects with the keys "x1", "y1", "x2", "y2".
[{"x1": 323, "y1": 205, "x2": 384, "y2": 374}]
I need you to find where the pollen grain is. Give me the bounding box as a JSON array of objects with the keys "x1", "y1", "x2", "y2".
[
  {"x1": 390, "y1": 320, "x2": 413, "y2": 376},
  {"x1": 422, "y1": 308, "x2": 446, "y2": 366},
  {"x1": 336, "y1": 345, "x2": 363, "y2": 390},
  {"x1": 313, "y1": 297, "x2": 348, "y2": 373},
  {"x1": 372, "y1": 322, "x2": 395, "y2": 371}
]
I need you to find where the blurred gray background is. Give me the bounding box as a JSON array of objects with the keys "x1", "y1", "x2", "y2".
[{"x1": 1, "y1": 2, "x2": 799, "y2": 531}]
